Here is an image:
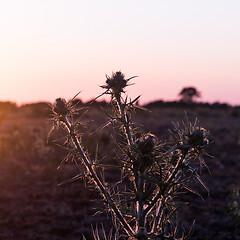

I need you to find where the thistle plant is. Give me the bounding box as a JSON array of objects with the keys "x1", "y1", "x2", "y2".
[{"x1": 50, "y1": 71, "x2": 210, "y2": 239}]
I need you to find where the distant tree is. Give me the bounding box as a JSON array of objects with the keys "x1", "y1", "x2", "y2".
[{"x1": 179, "y1": 87, "x2": 201, "y2": 103}]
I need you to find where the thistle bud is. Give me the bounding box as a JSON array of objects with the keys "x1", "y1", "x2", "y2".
[{"x1": 53, "y1": 98, "x2": 69, "y2": 116}]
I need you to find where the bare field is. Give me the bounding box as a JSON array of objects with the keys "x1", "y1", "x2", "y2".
[{"x1": 0, "y1": 103, "x2": 239, "y2": 239}]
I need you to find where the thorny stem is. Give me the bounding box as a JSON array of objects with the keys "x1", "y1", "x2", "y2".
[
  {"x1": 114, "y1": 92, "x2": 191, "y2": 237},
  {"x1": 114, "y1": 93, "x2": 146, "y2": 234},
  {"x1": 62, "y1": 116, "x2": 135, "y2": 237},
  {"x1": 151, "y1": 192, "x2": 169, "y2": 233},
  {"x1": 115, "y1": 93, "x2": 134, "y2": 147},
  {"x1": 143, "y1": 153, "x2": 186, "y2": 219},
  {"x1": 137, "y1": 172, "x2": 145, "y2": 231},
  {"x1": 165, "y1": 151, "x2": 186, "y2": 186}
]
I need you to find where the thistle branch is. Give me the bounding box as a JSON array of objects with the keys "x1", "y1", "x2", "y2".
[
  {"x1": 143, "y1": 153, "x2": 186, "y2": 218},
  {"x1": 62, "y1": 116, "x2": 135, "y2": 237}
]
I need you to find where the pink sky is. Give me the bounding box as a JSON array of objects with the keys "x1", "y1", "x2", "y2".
[{"x1": 1, "y1": 1, "x2": 240, "y2": 105}]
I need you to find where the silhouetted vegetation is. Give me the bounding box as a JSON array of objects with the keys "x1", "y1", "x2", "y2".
[
  {"x1": 144, "y1": 100, "x2": 233, "y2": 110},
  {"x1": 50, "y1": 72, "x2": 212, "y2": 239},
  {"x1": 0, "y1": 98, "x2": 237, "y2": 118},
  {"x1": 0, "y1": 101, "x2": 17, "y2": 112},
  {"x1": 179, "y1": 87, "x2": 201, "y2": 103},
  {"x1": 19, "y1": 102, "x2": 52, "y2": 117},
  {"x1": 0, "y1": 95, "x2": 239, "y2": 239}
]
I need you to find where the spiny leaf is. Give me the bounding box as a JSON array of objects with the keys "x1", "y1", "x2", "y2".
[
  {"x1": 164, "y1": 145, "x2": 179, "y2": 156},
  {"x1": 189, "y1": 166, "x2": 209, "y2": 195},
  {"x1": 91, "y1": 119, "x2": 116, "y2": 135},
  {"x1": 182, "y1": 185, "x2": 203, "y2": 200},
  {"x1": 129, "y1": 95, "x2": 141, "y2": 105},
  {"x1": 70, "y1": 91, "x2": 82, "y2": 102},
  {"x1": 126, "y1": 75, "x2": 138, "y2": 81},
  {"x1": 58, "y1": 172, "x2": 85, "y2": 186},
  {"x1": 57, "y1": 151, "x2": 75, "y2": 169},
  {"x1": 47, "y1": 124, "x2": 56, "y2": 143},
  {"x1": 93, "y1": 163, "x2": 122, "y2": 169}
]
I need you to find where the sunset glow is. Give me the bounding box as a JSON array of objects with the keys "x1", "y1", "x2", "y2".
[{"x1": 1, "y1": 0, "x2": 240, "y2": 105}]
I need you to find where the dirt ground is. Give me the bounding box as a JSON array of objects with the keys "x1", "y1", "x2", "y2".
[{"x1": 0, "y1": 102, "x2": 239, "y2": 239}]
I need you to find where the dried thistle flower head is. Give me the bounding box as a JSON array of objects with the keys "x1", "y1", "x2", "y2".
[
  {"x1": 105, "y1": 71, "x2": 127, "y2": 93},
  {"x1": 136, "y1": 133, "x2": 158, "y2": 155},
  {"x1": 186, "y1": 127, "x2": 209, "y2": 148},
  {"x1": 134, "y1": 133, "x2": 158, "y2": 172},
  {"x1": 101, "y1": 71, "x2": 137, "y2": 96},
  {"x1": 52, "y1": 98, "x2": 69, "y2": 116}
]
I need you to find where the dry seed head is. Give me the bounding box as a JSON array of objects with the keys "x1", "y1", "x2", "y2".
[
  {"x1": 105, "y1": 71, "x2": 127, "y2": 94},
  {"x1": 186, "y1": 127, "x2": 209, "y2": 148},
  {"x1": 134, "y1": 133, "x2": 158, "y2": 171},
  {"x1": 53, "y1": 98, "x2": 69, "y2": 116},
  {"x1": 136, "y1": 133, "x2": 157, "y2": 154}
]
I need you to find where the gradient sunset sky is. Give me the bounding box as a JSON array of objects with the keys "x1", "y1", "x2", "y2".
[{"x1": 1, "y1": 1, "x2": 240, "y2": 105}]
